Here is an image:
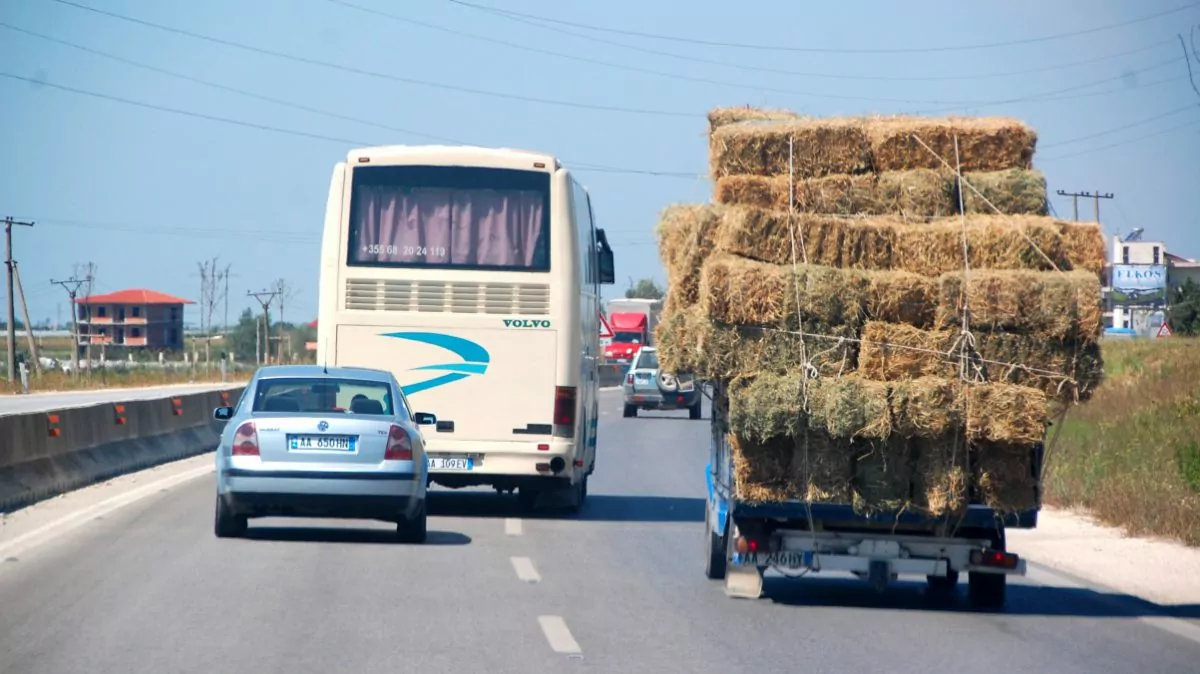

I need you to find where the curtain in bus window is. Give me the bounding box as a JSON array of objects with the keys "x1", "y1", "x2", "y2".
[{"x1": 351, "y1": 185, "x2": 548, "y2": 269}]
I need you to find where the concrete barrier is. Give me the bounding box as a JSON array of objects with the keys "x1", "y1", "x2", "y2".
[
  {"x1": 598, "y1": 363, "x2": 627, "y2": 389},
  {"x1": 0, "y1": 387, "x2": 245, "y2": 513}
]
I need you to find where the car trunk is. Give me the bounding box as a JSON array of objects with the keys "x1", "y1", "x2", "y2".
[{"x1": 251, "y1": 413, "x2": 393, "y2": 466}]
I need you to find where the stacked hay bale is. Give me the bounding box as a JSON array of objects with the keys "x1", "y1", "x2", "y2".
[{"x1": 657, "y1": 106, "x2": 1105, "y2": 517}]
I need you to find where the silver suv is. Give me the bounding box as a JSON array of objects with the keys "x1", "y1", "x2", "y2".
[{"x1": 621, "y1": 347, "x2": 703, "y2": 419}]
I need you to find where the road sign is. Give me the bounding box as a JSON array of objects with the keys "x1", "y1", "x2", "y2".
[{"x1": 1157, "y1": 322, "x2": 1173, "y2": 338}]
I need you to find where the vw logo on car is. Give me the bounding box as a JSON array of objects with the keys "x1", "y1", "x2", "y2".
[{"x1": 317, "y1": 420, "x2": 329, "y2": 432}]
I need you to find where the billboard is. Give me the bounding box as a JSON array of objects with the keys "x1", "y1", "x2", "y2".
[{"x1": 1111, "y1": 264, "x2": 1167, "y2": 306}]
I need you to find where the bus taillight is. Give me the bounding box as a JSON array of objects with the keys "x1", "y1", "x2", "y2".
[{"x1": 553, "y1": 386, "x2": 577, "y2": 427}]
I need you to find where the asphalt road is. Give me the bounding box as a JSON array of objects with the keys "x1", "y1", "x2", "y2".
[
  {"x1": 0, "y1": 383, "x2": 239, "y2": 416},
  {"x1": 2, "y1": 389, "x2": 1198, "y2": 673}
]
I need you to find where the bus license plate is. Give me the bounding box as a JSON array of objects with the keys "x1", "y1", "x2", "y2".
[
  {"x1": 429, "y1": 457, "x2": 472, "y2": 471},
  {"x1": 288, "y1": 434, "x2": 356, "y2": 451}
]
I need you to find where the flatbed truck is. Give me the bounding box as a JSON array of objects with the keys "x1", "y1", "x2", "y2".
[{"x1": 703, "y1": 383, "x2": 1040, "y2": 610}]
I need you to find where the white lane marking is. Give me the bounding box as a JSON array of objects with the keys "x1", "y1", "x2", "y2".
[
  {"x1": 0, "y1": 465, "x2": 213, "y2": 560},
  {"x1": 537, "y1": 615, "x2": 582, "y2": 654},
  {"x1": 510, "y1": 556, "x2": 541, "y2": 584},
  {"x1": 504, "y1": 517, "x2": 523, "y2": 536},
  {"x1": 1025, "y1": 563, "x2": 1200, "y2": 646}
]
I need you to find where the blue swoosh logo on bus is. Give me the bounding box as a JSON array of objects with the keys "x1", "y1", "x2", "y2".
[{"x1": 380, "y1": 332, "x2": 491, "y2": 396}]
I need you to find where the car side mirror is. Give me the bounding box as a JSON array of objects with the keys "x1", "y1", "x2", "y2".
[
  {"x1": 414, "y1": 412, "x2": 437, "y2": 426},
  {"x1": 213, "y1": 406, "x2": 234, "y2": 421},
  {"x1": 596, "y1": 228, "x2": 615, "y2": 285}
]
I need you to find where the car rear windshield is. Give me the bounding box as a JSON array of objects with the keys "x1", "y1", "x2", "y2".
[
  {"x1": 251, "y1": 378, "x2": 397, "y2": 416},
  {"x1": 347, "y1": 164, "x2": 551, "y2": 272},
  {"x1": 635, "y1": 351, "x2": 659, "y2": 370}
]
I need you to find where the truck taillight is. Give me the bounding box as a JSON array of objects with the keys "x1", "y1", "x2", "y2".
[
  {"x1": 385, "y1": 424, "x2": 413, "y2": 461},
  {"x1": 232, "y1": 422, "x2": 259, "y2": 456},
  {"x1": 554, "y1": 386, "x2": 577, "y2": 427}
]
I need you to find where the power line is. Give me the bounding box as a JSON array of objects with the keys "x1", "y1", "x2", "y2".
[
  {"x1": 440, "y1": 1, "x2": 1180, "y2": 83},
  {"x1": 1038, "y1": 116, "x2": 1200, "y2": 161},
  {"x1": 1056, "y1": 190, "x2": 1114, "y2": 222},
  {"x1": 0, "y1": 24, "x2": 699, "y2": 178},
  {"x1": 1040, "y1": 103, "x2": 1200, "y2": 148},
  {"x1": 445, "y1": 0, "x2": 1200, "y2": 54},
  {"x1": 47, "y1": 0, "x2": 695, "y2": 118}
]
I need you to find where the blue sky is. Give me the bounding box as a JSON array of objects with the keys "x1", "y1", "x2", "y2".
[{"x1": 2, "y1": 0, "x2": 1198, "y2": 328}]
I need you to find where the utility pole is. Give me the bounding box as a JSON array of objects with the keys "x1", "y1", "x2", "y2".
[
  {"x1": 73, "y1": 262, "x2": 97, "y2": 373},
  {"x1": 247, "y1": 288, "x2": 278, "y2": 366},
  {"x1": 1056, "y1": 190, "x2": 1114, "y2": 223},
  {"x1": 4, "y1": 217, "x2": 35, "y2": 381},
  {"x1": 51, "y1": 276, "x2": 87, "y2": 375},
  {"x1": 13, "y1": 262, "x2": 41, "y2": 374},
  {"x1": 272, "y1": 278, "x2": 296, "y2": 363}
]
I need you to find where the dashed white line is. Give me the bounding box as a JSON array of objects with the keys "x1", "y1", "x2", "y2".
[
  {"x1": 504, "y1": 517, "x2": 523, "y2": 536},
  {"x1": 511, "y1": 556, "x2": 541, "y2": 584},
  {"x1": 538, "y1": 615, "x2": 582, "y2": 654}
]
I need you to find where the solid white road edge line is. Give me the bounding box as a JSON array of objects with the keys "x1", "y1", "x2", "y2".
[
  {"x1": 1025, "y1": 562, "x2": 1200, "y2": 646},
  {"x1": 504, "y1": 517, "x2": 523, "y2": 536},
  {"x1": 511, "y1": 556, "x2": 541, "y2": 584},
  {"x1": 537, "y1": 615, "x2": 582, "y2": 654},
  {"x1": 0, "y1": 464, "x2": 214, "y2": 560}
]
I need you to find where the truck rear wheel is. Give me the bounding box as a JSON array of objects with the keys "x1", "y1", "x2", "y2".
[
  {"x1": 704, "y1": 507, "x2": 727, "y2": 580},
  {"x1": 623, "y1": 404, "x2": 637, "y2": 418},
  {"x1": 968, "y1": 527, "x2": 1008, "y2": 610},
  {"x1": 689, "y1": 400, "x2": 702, "y2": 420}
]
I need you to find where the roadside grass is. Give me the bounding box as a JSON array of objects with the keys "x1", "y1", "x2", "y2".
[
  {"x1": 2, "y1": 367, "x2": 251, "y2": 394},
  {"x1": 1045, "y1": 338, "x2": 1200, "y2": 546}
]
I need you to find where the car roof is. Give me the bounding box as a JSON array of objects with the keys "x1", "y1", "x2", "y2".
[{"x1": 252, "y1": 364, "x2": 395, "y2": 383}]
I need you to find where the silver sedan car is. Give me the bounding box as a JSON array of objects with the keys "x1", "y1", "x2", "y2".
[{"x1": 212, "y1": 365, "x2": 435, "y2": 542}]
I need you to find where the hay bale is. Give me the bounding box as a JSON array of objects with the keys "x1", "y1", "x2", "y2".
[
  {"x1": 699, "y1": 254, "x2": 869, "y2": 329},
  {"x1": 656, "y1": 204, "x2": 723, "y2": 308},
  {"x1": 730, "y1": 434, "x2": 796, "y2": 503},
  {"x1": 962, "y1": 169, "x2": 1048, "y2": 216},
  {"x1": 729, "y1": 372, "x2": 891, "y2": 442},
  {"x1": 890, "y1": 377, "x2": 964, "y2": 438},
  {"x1": 852, "y1": 436, "x2": 915, "y2": 513},
  {"x1": 864, "y1": 271, "x2": 938, "y2": 328},
  {"x1": 709, "y1": 119, "x2": 873, "y2": 179},
  {"x1": 715, "y1": 169, "x2": 1047, "y2": 217},
  {"x1": 974, "y1": 442, "x2": 1039, "y2": 513},
  {"x1": 657, "y1": 305, "x2": 859, "y2": 380},
  {"x1": 865, "y1": 115, "x2": 1037, "y2": 173},
  {"x1": 965, "y1": 382, "x2": 1047, "y2": 445},
  {"x1": 791, "y1": 433, "x2": 857, "y2": 503},
  {"x1": 857, "y1": 321, "x2": 1103, "y2": 402},
  {"x1": 936, "y1": 269, "x2": 1103, "y2": 342},
  {"x1": 708, "y1": 106, "x2": 800, "y2": 134},
  {"x1": 710, "y1": 207, "x2": 1093, "y2": 278},
  {"x1": 912, "y1": 437, "x2": 969, "y2": 517}
]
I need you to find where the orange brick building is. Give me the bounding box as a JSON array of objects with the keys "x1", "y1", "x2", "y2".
[{"x1": 75, "y1": 289, "x2": 194, "y2": 350}]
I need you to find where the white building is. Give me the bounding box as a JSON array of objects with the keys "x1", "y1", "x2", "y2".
[{"x1": 1104, "y1": 229, "x2": 1199, "y2": 335}]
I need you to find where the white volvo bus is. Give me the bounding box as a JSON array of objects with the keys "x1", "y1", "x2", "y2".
[{"x1": 316, "y1": 145, "x2": 615, "y2": 512}]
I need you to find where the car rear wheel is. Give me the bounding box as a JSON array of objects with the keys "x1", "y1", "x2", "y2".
[
  {"x1": 623, "y1": 404, "x2": 637, "y2": 418},
  {"x1": 396, "y1": 501, "x2": 428, "y2": 544},
  {"x1": 213, "y1": 496, "x2": 247, "y2": 538}
]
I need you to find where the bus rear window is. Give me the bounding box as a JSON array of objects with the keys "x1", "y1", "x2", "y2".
[{"x1": 347, "y1": 165, "x2": 551, "y2": 272}]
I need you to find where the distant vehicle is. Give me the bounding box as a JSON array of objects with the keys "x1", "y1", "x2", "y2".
[
  {"x1": 603, "y1": 298, "x2": 663, "y2": 365},
  {"x1": 212, "y1": 364, "x2": 437, "y2": 542},
  {"x1": 622, "y1": 346, "x2": 703, "y2": 419},
  {"x1": 315, "y1": 145, "x2": 616, "y2": 512}
]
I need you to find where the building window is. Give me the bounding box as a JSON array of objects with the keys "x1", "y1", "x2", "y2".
[
  {"x1": 132, "y1": 327, "x2": 141, "y2": 338},
  {"x1": 1153, "y1": 246, "x2": 1160, "y2": 265},
  {"x1": 1122, "y1": 246, "x2": 1130, "y2": 264},
  {"x1": 170, "y1": 307, "x2": 179, "y2": 321},
  {"x1": 170, "y1": 328, "x2": 178, "y2": 344},
  {"x1": 97, "y1": 306, "x2": 107, "y2": 318},
  {"x1": 132, "y1": 306, "x2": 141, "y2": 318}
]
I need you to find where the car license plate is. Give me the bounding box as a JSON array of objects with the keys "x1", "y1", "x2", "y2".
[
  {"x1": 635, "y1": 373, "x2": 650, "y2": 382},
  {"x1": 429, "y1": 456, "x2": 472, "y2": 470},
  {"x1": 288, "y1": 434, "x2": 356, "y2": 451}
]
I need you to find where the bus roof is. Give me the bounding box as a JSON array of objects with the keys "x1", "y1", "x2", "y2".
[{"x1": 346, "y1": 144, "x2": 563, "y2": 171}]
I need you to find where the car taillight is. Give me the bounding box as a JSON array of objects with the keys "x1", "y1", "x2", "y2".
[
  {"x1": 385, "y1": 424, "x2": 413, "y2": 461},
  {"x1": 232, "y1": 421, "x2": 259, "y2": 456},
  {"x1": 626, "y1": 373, "x2": 634, "y2": 385},
  {"x1": 554, "y1": 386, "x2": 577, "y2": 427}
]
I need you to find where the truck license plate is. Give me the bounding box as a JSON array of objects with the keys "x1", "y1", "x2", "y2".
[{"x1": 743, "y1": 551, "x2": 811, "y2": 568}]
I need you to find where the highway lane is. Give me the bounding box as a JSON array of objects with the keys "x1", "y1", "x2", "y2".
[
  {"x1": 0, "y1": 382, "x2": 241, "y2": 416},
  {"x1": 1, "y1": 389, "x2": 1198, "y2": 673}
]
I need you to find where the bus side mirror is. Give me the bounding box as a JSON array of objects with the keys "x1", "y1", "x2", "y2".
[{"x1": 596, "y1": 228, "x2": 615, "y2": 285}]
